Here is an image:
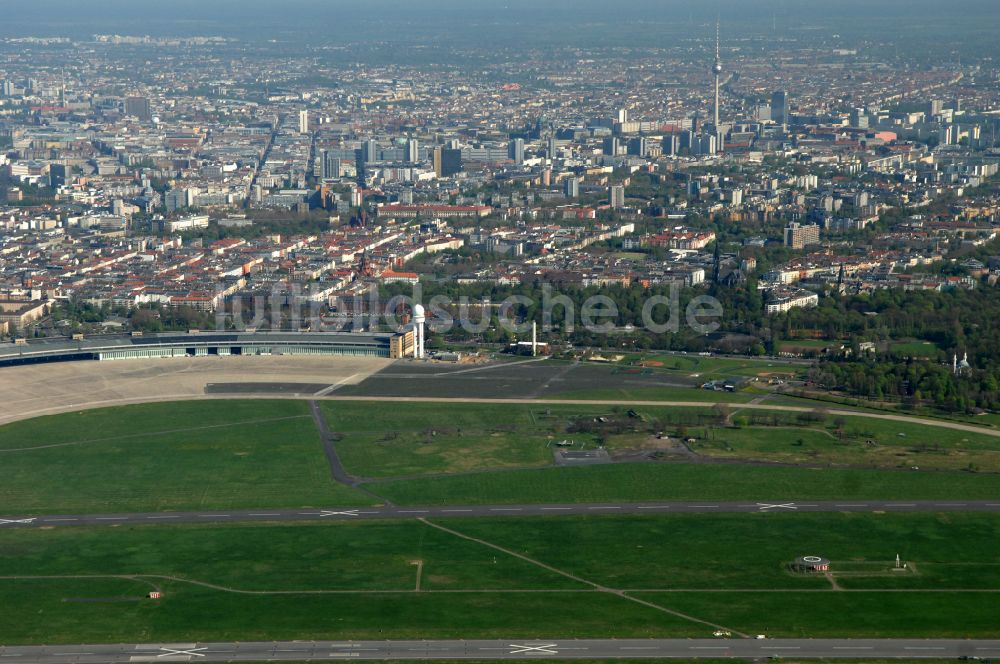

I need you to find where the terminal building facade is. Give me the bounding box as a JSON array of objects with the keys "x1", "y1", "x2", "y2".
[{"x1": 0, "y1": 331, "x2": 415, "y2": 367}]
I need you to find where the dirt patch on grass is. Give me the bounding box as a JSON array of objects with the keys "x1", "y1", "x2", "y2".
[{"x1": 426, "y1": 575, "x2": 458, "y2": 585}]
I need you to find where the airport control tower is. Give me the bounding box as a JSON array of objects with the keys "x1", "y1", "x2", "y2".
[{"x1": 413, "y1": 304, "x2": 426, "y2": 359}]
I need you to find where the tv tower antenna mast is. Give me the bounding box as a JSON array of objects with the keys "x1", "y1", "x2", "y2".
[{"x1": 712, "y1": 19, "x2": 722, "y2": 133}]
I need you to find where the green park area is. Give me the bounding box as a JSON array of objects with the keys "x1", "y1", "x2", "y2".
[
  {"x1": 367, "y1": 461, "x2": 1000, "y2": 505},
  {"x1": 0, "y1": 513, "x2": 996, "y2": 643},
  {"x1": 325, "y1": 398, "x2": 1000, "y2": 481},
  {"x1": 550, "y1": 385, "x2": 755, "y2": 402},
  {"x1": 0, "y1": 400, "x2": 370, "y2": 513},
  {"x1": 673, "y1": 407, "x2": 1000, "y2": 472},
  {"x1": 2, "y1": 396, "x2": 999, "y2": 644},
  {"x1": 622, "y1": 353, "x2": 807, "y2": 379},
  {"x1": 888, "y1": 339, "x2": 943, "y2": 359},
  {"x1": 2, "y1": 399, "x2": 1000, "y2": 513}
]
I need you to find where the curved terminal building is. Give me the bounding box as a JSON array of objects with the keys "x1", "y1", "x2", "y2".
[{"x1": 0, "y1": 331, "x2": 415, "y2": 367}]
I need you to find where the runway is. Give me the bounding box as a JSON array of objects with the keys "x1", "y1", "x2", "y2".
[
  {"x1": 3, "y1": 500, "x2": 999, "y2": 529},
  {"x1": 2, "y1": 639, "x2": 999, "y2": 662}
]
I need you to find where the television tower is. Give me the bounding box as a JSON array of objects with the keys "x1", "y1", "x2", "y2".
[{"x1": 712, "y1": 20, "x2": 722, "y2": 132}]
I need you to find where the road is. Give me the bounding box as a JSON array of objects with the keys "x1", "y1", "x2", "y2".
[
  {"x1": 3, "y1": 500, "x2": 999, "y2": 529},
  {"x1": 308, "y1": 400, "x2": 361, "y2": 486},
  {"x1": 2, "y1": 639, "x2": 999, "y2": 662}
]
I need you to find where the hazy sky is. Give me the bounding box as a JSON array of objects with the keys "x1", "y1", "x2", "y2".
[
  {"x1": 4, "y1": 0, "x2": 998, "y2": 25},
  {"x1": 2, "y1": 0, "x2": 997, "y2": 52}
]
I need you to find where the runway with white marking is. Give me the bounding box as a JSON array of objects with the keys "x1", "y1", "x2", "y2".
[
  {"x1": 2, "y1": 639, "x2": 999, "y2": 662},
  {"x1": 3, "y1": 500, "x2": 1000, "y2": 529}
]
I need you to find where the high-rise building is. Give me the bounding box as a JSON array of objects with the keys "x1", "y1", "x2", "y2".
[
  {"x1": 362, "y1": 138, "x2": 379, "y2": 163},
  {"x1": 679, "y1": 130, "x2": 696, "y2": 151},
  {"x1": 784, "y1": 222, "x2": 821, "y2": 249},
  {"x1": 0, "y1": 80, "x2": 15, "y2": 97},
  {"x1": 433, "y1": 147, "x2": 462, "y2": 177},
  {"x1": 662, "y1": 134, "x2": 680, "y2": 156},
  {"x1": 49, "y1": 163, "x2": 69, "y2": 188},
  {"x1": 602, "y1": 136, "x2": 620, "y2": 156},
  {"x1": 609, "y1": 184, "x2": 626, "y2": 209},
  {"x1": 927, "y1": 99, "x2": 944, "y2": 117},
  {"x1": 350, "y1": 184, "x2": 364, "y2": 208},
  {"x1": 164, "y1": 188, "x2": 194, "y2": 213},
  {"x1": 354, "y1": 148, "x2": 367, "y2": 186},
  {"x1": 697, "y1": 133, "x2": 717, "y2": 155},
  {"x1": 548, "y1": 136, "x2": 558, "y2": 159},
  {"x1": 298, "y1": 110, "x2": 309, "y2": 134},
  {"x1": 322, "y1": 151, "x2": 342, "y2": 179},
  {"x1": 125, "y1": 96, "x2": 152, "y2": 122},
  {"x1": 627, "y1": 136, "x2": 648, "y2": 157},
  {"x1": 508, "y1": 137, "x2": 525, "y2": 165},
  {"x1": 771, "y1": 90, "x2": 788, "y2": 125},
  {"x1": 404, "y1": 138, "x2": 420, "y2": 163},
  {"x1": 563, "y1": 177, "x2": 579, "y2": 198}
]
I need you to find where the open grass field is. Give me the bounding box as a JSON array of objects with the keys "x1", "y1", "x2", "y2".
[
  {"x1": 889, "y1": 340, "x2": 943, "y2": 359},
  {"x1": 323, "y1": 401, "x2": 573, "y2": 478},
  {"x1": 3, "y1": 393, "x2": 999, "y2": 645},
  {"x1": 0, "y1": 400, "x2": 370, "y2": 513},
  {"x1": 633, "y1": 591, "x2": 999, "y2": 638},
  {"x1": 0, "y1": 579, "x2": 684, "y2": 644},
  {"x1": 324, "y1": 400, "x2": 1000, "y2": 476},
  {"x1": 4, "y1": 399, "x2": 1000, "y2": 514},
  {"x1": 763, "y1": 392, "x2": 911, "y2": 413},
  {"x1": 0, "y1": 400, "x2": 296, "y2": 449},
  {"x1": 550, "y1": 386, "x2": 754, "y2": 402},
  {"x1": 761, "y1": 392, "x2": 1000, "y2": 437},
  {"x1": 0, "y1": 521, "x2": 583, "y2": 592},
  {"x1": 369, "y1": 462, "x2": 1000, "y2": 505},
  {"x1": 611, "y1": 252, "x2": 649, "y2": 262},
  {"x1": 449, "y1": 513, "x2": 1000, "y2": 591},
  {"x1": 626, "y1": 354, "x2": 808, "y2": 379},
  {"x1": 0, "y1": 513, "x2": 996, "y2": 643},
  {"x1": 682, "y1": 413, "x2": 1000, "y2": 472},
  {"x1": 322, "y1": 401, "x2": 712, "y2": 478}
]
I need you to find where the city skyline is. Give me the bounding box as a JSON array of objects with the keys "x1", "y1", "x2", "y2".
[{"x1": 1, "y1": 1, "x2": 999, "y2": 658}]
